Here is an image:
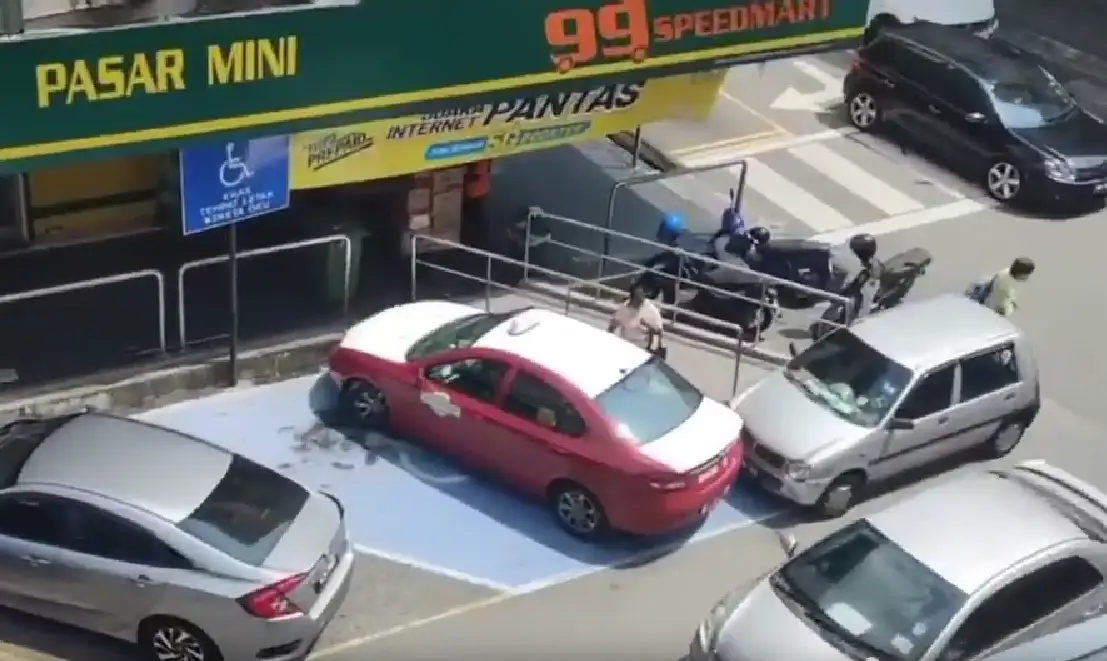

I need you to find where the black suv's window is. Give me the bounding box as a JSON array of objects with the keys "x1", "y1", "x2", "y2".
[
  {"x1": 986, "y1": 67, "x2": 1075, "y2": 128},
  {"x1": 889, "y1": 45, "x2": 949, "y2": 88}
]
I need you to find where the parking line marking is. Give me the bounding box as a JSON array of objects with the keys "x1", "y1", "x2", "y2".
[
  {"x1": 742, "y1": 161, "x2": 855, "y2": 232},
  {"x1": 788, "y1": 141, "x2": 924, "y2": 216},
  {"x1": 312, "y1": 509, "x2": 786, "y2": 658},
  {"x1": 811, "y1": 198, "x2": 989, "y2": 243},
  {"x1": 668, "y1": 129, "x2": 784, "y2": 157},
  {"x1": 353, "y1": 544, "x2": 514, "y2": 593},
  {"x1": 678, "y1": 128, "x2": 856, "y2": 168},
  {"x1": 719, "y1": 89, "x2": 794, "y2": 138},
  {"x1": 309, "y1": 593, "x2": 515, "y2": 659}
]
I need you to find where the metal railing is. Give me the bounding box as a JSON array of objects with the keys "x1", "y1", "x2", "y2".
[
  {"x1": 178, "y1": 234, "x2": 352, "y2": 347},
  {"x1": 409, "y1": 234, "x2": 750, "y2": 399},
  {"x1": 602, "y1": 157, "x2": 750, "y2": 275},
  {"x1": 0, "y1": 270, "x2": 167, "y2": 352},
  {"x1": 522, "y1": 207, "x2": 856, "y2": 347}
]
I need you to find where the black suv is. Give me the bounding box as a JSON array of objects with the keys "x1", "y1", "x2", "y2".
[{"x1": 843, "y1": 22, "x2": 1107, "y2": 208}]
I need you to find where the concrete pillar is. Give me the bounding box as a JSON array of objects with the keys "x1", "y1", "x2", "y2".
[{"x1": 0, "y1": 0, "x2": 23, "y2": 34}]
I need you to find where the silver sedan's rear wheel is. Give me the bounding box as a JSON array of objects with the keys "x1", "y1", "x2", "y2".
[{"x1": 139, "y1": 617, "x2": 222, "y2": 661}]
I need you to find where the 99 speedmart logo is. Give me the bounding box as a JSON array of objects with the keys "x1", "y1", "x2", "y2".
[{"x1": 543, "y1": 0, "x2": 833, "y2": 73}]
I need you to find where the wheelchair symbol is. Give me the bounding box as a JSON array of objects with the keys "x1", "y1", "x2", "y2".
[{"x1": 218, "y1": 142, "x2": 253, "y2": 188}]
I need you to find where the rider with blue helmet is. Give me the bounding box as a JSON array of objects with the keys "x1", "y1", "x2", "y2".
[{"x1": 657, "y1": 212, "x2": 686, "y2": 245}]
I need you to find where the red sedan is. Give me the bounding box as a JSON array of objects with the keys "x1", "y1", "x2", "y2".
[{"x1": 328, "y1": 301, "x2": 745, "y2": 539}]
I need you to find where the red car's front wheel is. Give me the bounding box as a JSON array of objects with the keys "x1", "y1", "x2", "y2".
[{"x1": 340, "y1": 378, "x2": 390, "y2": 429}]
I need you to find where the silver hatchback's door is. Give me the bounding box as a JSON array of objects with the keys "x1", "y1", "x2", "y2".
[
  {"x1": 948, "y1": 343, "x2": 1024, "y2": 449},
  {"x1": 873, "y1": 364, "x2": 958, "y2": 479}
]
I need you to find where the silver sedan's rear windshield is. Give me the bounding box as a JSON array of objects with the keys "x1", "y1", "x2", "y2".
[
  {"x1": 594, "y1": 358, "x2": 703, "y2": 445},
  {"x1": 178, "y1": 456, "x2": 308, "y2": 566}
]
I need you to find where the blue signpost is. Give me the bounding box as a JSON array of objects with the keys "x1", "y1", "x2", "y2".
[{"x1": 179, "y1": 136, "x2": 292, "y2": 383}]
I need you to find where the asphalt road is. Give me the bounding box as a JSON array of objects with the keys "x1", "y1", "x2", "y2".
[{"x1": 6, "y1": 18, "x2": 1107, "y2": 661}]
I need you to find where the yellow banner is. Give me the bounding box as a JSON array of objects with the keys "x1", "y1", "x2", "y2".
[{"x1": 290, "y1": 71, "x2": 724, "y2": 190}]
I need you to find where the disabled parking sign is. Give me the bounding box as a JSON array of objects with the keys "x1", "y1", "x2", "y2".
[{"x1": 179, "y1": 136, "x2": 291, "y2": 235}]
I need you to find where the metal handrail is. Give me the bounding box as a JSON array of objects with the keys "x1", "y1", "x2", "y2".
[
  {"x1": 523, "y1": 207, "x2": 853, "y2": 306},
  {"x1": 603, "y1": 157, "x2": 750, "y2": 264},
  {"x1": 409, "y1": 234, "x2": 748, "y2": 397},
  {"x1": 177, "y1": 234, "x2": 352, "y2": 346},
  {"x1": 0, "y1": 270, "x2": 166, "y2": 353}
]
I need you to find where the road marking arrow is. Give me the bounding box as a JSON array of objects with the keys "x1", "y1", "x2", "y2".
[{"x1": 770, "y1": 60, "x2": 844, "y2": 112}]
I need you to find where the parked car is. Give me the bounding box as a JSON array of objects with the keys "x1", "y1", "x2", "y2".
[
  {"x1": 329, "y1": 301, "x2": 744, "y2": 539},
  {"x1": 734, "y1": 294, "x2": 1039, "y2": 517},
  {"x1": 844, "y1": 22, "x2": 1107, "y2": 208},
  {"x1": 691, "y1": 460, "x2": 1107, "y2": 661},
  {"x1": 0, "y1": 411, "x2": 354, "y2": 661},
  {"x1": 980, "y1": 612, "x2": 1107, "y2": 661}
]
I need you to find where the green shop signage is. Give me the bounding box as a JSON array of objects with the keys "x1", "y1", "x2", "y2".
[{"x1": 5, "y1": 0, "x2": 867, "y2": 170}]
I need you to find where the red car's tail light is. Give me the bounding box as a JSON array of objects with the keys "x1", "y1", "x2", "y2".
[
  {"x1": 649, "y1": 476, "x2": 688, "y2": 491},
  {"x1": 238, "y1": 573, "x2": 307, "y2": 619}
]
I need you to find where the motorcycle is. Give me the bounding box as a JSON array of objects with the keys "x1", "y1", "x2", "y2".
[{"x1": 636, "y1": 219, "x2": 932, "y2": 338}]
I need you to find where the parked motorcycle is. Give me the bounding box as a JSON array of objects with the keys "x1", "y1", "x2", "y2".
[{"x1": 635, "y1": 220, "x2": 932, "y2": 338}]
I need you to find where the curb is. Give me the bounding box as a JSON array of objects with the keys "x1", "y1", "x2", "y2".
[
  {"x1": 607, "y1": 131, "x2": 681, "y2": 172},
  {"x1": 0, "y1": 334, "x2": 340, "y2": 420}
]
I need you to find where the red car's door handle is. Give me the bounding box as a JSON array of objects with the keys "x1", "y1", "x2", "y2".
[{"x1": 551, "y1": 447, "x2": 569, "y2": 456}]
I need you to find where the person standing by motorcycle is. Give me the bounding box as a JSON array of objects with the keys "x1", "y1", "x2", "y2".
[
  {"x1": 817, "y1": 233, "x2": 882, "y2": 336},
  {"x1": 967, "y1": 256, "x2": 1035, "y2": 316}
]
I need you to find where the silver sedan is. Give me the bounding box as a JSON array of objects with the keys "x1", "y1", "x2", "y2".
[{"x1": 0, "y1": 412, "x2": 354, "y2": 661}]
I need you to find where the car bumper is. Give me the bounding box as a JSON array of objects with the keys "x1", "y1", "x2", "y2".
[
  {"x1": 1033, "y1": 175, "x2": 1107, "y2": 204},
  {"x1": 689, "y1": 623, "x2": 716, "y2": 661},
  {"x1": 611, "y1": 443, "x2": 745, "y2": 536},
  {"x1": 743, "y1": 454, "x2": 830, "y2": 507},
  {"x1": 219, "y1": 549, "x2": 356, "y2": 661}
]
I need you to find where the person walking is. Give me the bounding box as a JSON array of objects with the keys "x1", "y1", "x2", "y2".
[
  {"x1": 967, "y1": 256, "x2": 1035, "y2": 316},
  {"x1": 608, "y1": 282, "x2": 665, "y2": 355}
]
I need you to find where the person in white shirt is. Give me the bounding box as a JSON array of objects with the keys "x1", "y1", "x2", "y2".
[{"x1": 608, "y1": 283, "x2": 664, "y2": 352}]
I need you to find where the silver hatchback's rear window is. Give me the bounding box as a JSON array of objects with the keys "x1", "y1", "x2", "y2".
[{"x1": 178, "y1": 455, "x2": 308, "y2": 566}]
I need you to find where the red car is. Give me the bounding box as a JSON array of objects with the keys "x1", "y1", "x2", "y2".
[{"x1": 328, "y1": 301, "x2": 745, "y2": 539}]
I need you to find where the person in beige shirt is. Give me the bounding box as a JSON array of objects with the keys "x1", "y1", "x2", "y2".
[{"x1": 608, "y1": 283, "x2": 664, "y2": 351}]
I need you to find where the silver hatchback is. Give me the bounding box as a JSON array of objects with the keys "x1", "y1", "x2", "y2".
[
  {"x1": 735, "y1": 294, "x2": 1040, "y2": 517},
  {"x1": 0, "y1": 412, "x2": 354, "y2": 661},
  {"x1": 692, "y1": 460, "x2": 1107, "y2": 661}
]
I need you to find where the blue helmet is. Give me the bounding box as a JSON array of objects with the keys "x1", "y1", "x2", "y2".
[{"x1": 661, "y1": 212, "x2": 686, "y2": 236}]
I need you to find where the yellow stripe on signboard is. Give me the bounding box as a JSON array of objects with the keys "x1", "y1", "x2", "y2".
[{"x1": 289, "y1": 71, "x2": 725, "y2": 190}]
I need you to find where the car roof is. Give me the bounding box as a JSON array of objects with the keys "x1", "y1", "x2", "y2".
[
  {"x1": 849, "y1": 294, "x2": 1020, "y2": 372},
  {"x1": 867, "y1": 470, "x2": 1085, "y2": 593},
  {"x1": 884, "y1": 22, "x2": 1033, "y2": 82},
  {"x1": 477, "y1": 307, "x2": 651, "y2": 398},
  {"x1": 981, "y1": 612, "x2": 1107, "y2": 661},
  {"x1": 16, "y1": 412, "x2": 233, "y2": 522}
]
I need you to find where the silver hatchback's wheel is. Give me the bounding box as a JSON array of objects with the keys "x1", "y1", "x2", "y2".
[
  {"x1": 551, "y1": 483, "x2": 608, "y2": 539},
  {"x1": 815, "y1": 473, "x2": 866, "y2": 518},
  {"x1": 139, "y1": 618, "x2": 221, "y2": 661},
  {"x1": 984, "y1": 421, "x2": 1026, "y2": 459},
  {"x1": 340, "y1": 378, "x2": 389, "y2": 428},
  {"x1": 986, "y1": 161, "x2": 1022, "y2": 202},
  {"x1": 847, "y1": 92, "x2": 880, "y2": 130}
]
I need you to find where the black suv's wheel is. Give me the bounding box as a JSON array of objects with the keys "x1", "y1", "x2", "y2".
[
  {"x1": 846, "y1": 91, "x2": 881, "y2": 131},
  {"x1": 984, "y1": 160, "x2": 1023, "y2": 202}
]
